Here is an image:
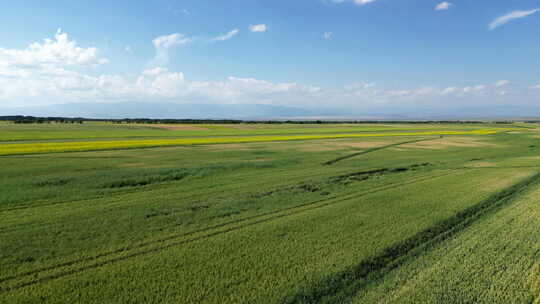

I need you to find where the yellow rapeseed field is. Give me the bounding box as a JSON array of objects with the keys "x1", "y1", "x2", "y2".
[{"x1": 0, "y1": 128, "x2": 508, "y2": 156}]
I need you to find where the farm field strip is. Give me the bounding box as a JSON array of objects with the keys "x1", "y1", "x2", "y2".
[
  {"x1": 0, "y1": 162, "x2": 367, "y2": 217},
  {"x1": 2, "y1": 166, "x2": 531, "y2": 303},
  {"x1": 0, "y1": 156, "x2": 384, "y2": 217},
  {"x1": 0, "y1": 128, "x2": 509, "y2": 156},
  {"x1": 0, "y1": 163, "x2": 445, "y2": 251},
  {"x1": 0, "y1": 164, "x2": 351, "y2": 213},
  {"x1": 284, "y1": 171, "x2": 540, "y2": 304},
  {"x1": 352, "y1": 174, "x2": 540, "y2": 303},
  {"x1": 0, "y1": 167, "x2": 454, "y2": 272},
  {"x1": 0, "y1": 167, "x2": 354, "y2": 236},
  {"x1": 2, "y1": 122, "x2": 540, "y2": 303},
  {"x1": 0, "y1": 176, "x2": 325, "y2": 234},
  {"x1": 0, "y1": 166, "x2": 451, "y2": 280},
  {"x1": 0, "y1": 129, "x2": 493, "y2": 143},
  {"x1": 0, "y1": 169, "x2": 460, "y2": 292},
  {"x1": 0, "y1": 123, "x2": 509, "y2": 142}
]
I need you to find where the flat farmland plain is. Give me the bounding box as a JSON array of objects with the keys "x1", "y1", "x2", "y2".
[{"x1": 1, "y1": 122, "x2": 540, "y2": 303}]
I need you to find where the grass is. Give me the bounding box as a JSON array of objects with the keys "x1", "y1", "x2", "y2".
[
  {"x1": 0, "y1": 121, "x2": 513, "y2": 142},
  {"x1": 0, "y1": 128, "x2": 509, "y2": 156},
  {"x1": 353, "y1": 173, "x2": 540, "y2": 303},
  {"x1": 286, "y1": 171, "x2": 540, "y2": 304},
  {"x1": 1, "y1": 122, "x2": 540, "y2": 303}
]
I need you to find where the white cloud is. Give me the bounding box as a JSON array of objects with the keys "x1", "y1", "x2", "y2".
[
  {"x1": 1, "y1": 31, "x2": 538, "y2": 112},
  {"x1": 462, "y1": 85, "x2": 486, "y2": 93},
  {"x1": 344, "y1": 82, "x2": 375, "y2": 90},
  {"x1": 169, "y1": 7, "x2": 190, "y2": 16},
  {"x1": 331, "y1": 0, "x2": 376, "y2": 5},
  {"x1": 153, "y1": 33, "x2": 191, "y2": 49},
  {"x1": 473, "y1": 85, "x2": 486, "y2": 91},
  {"x1": 435, "y1": 2, "x2": 452, "y2": 11},
  {"x1": 0, "y1": 65, "x2": 533, "y2": 111},
  {"x1": 323, "y1": 32, "x2": 333, "y2": 40},
  {"x1": 212, "y1": 29, "x2": 240, "y2": 41},
  {"x1": 494, "y1": 80, "x2": 510, "y2": 87},
  {"x1": 0, "y1": 29, "x2": 107, "y2": 68},
  {"x1": 355, "y1": 0, "x2": 376, "y2": 5},
  {"x1": 143, "y1": 67, "x2": 169, "y2": 76},
  {"x1": 151, "y1": 33, "x2": 191, "y2": 66},
  {"x1": 530, "y1": 84, "x2": 540, "y2": 89},
  {"x1": 489, "y1": 9, "x2": 540, "y2": 30},
  {"x1": 125, "y1": 45, "x2": 132, "y2": 53},
  {"x1": 441, "y1": 87, "x2": 458, "y2": 95},
  {"x1": 249, "y1": 24, "x2": 267, "y2": 32}
]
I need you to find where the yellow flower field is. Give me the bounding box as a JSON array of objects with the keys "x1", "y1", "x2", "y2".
[{"x1": 0, "y1": 128, "x2": 508, "y2": 156}]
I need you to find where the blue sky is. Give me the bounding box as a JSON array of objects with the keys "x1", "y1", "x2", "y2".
[{"x1": 1, "y1": 0, "x2": 539, "y2": 115}]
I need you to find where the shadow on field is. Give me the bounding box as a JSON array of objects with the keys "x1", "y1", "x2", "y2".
[
  {"x1": 283, "y1": 171, "x2": 540, "y2": 304},
  {"x1": 323, "y1": 138, "x2": 436, "y2": 165}
]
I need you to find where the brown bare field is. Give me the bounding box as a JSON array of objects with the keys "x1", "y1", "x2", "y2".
[
  {"x1": 401, "y1": 136, "x2": 498, "y2": 150},
  {"x1": 145, "y1": 124, "x2": 210, "y2": 131},
  {"x1": 332, "y1": 140, "x2": 396, "y2": 149}
]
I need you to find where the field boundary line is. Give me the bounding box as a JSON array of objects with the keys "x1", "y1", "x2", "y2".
[{"x1": 324, "y1": 137, "x2": 437, "y2": 165}]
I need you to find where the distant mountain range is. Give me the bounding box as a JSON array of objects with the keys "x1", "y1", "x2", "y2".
[
  {"x1": 0, "y1": 102, "x2": 319, "y2": 120},
  {"x1": 2, "y1": 102, "x2": 540, "y2": 120}
]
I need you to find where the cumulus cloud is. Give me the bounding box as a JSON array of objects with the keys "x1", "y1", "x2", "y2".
[
  {"x1": 323, "y1": 32, "x2": 333, "y2": 40},
  {"x1": 531, "y1": 84, "x2": 540, "y2": 89},
  {"x1": 462, "y1": 85, "x2": 486, "y2": 93},
  {"x1": 0, "y1": 31, "x2": 322, "y2": 108},
  {"x1": 355, "y1": 0, "x2": 376, "y2": 5},
  {"x1": 153, "y1": 33, "x2": 191, "y2": 49},
  {"x1": 249, "y1": 24, "x2": 267, "y2": 32},
  {"x1": 441, "y1": 87, "x2": 458, "y2": 95},
  {"x1": 0, "y1": 31, "x2": 536, "y2": 112},
  {"x1": 0, "y1": 65, "x2": 530, "y2": 110},
  {"x1": 329, "y1": 0, "x2": 377, "y2": 6},
  {"x1": 489, "y1": 9, "x2": 540, "y2": 30},
  {"x1": 494, "y1": 80, "x2": 510, "y2": 87},
  {"x1": 143, "y1": 67, "x2": 169, "y2": 76},
  {"x1": 435, "y1": 2, "x2": 452, "y2": 11},
  {"x1": 0, "y1": 28, "x2": 107, "y2": 68},
  {"x1": 344, "y1": 82, "x2": 375, "y2": 90},
  {"x1": 151, "y1": 33, "x2": 191, "y2": 66},
  {"x1": 212, "y1": 29, "x2": 240, "y2": 41}
]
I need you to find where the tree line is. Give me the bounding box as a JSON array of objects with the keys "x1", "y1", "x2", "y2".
[
  {"x1": 0, "y1": 115, "x2": 520, "y2": 125},
  {"x1": 1, "y1": 116, "x2": 84, "y2": 124}
]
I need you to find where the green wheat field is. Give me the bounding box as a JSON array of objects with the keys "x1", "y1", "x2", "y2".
[{"x1": 2, "y1": 121, "x2": 540, "y2": 303}]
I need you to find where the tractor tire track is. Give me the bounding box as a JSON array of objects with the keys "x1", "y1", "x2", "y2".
[
  {"x1": 0, "y1": 170, "x2": 459, "y2": 291},
  {"x1": 0, "y1": 169, "x2": 349, "y2": 234},
  {"x1": 0, "y1": 167, "x2": 300, "y2": 213},
  {"x1": 324, "y1": 138, "x2": 437, "y2": 165},
  {"x1": 0, "y1": 166, "x2": 347, "y2": 213}
]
